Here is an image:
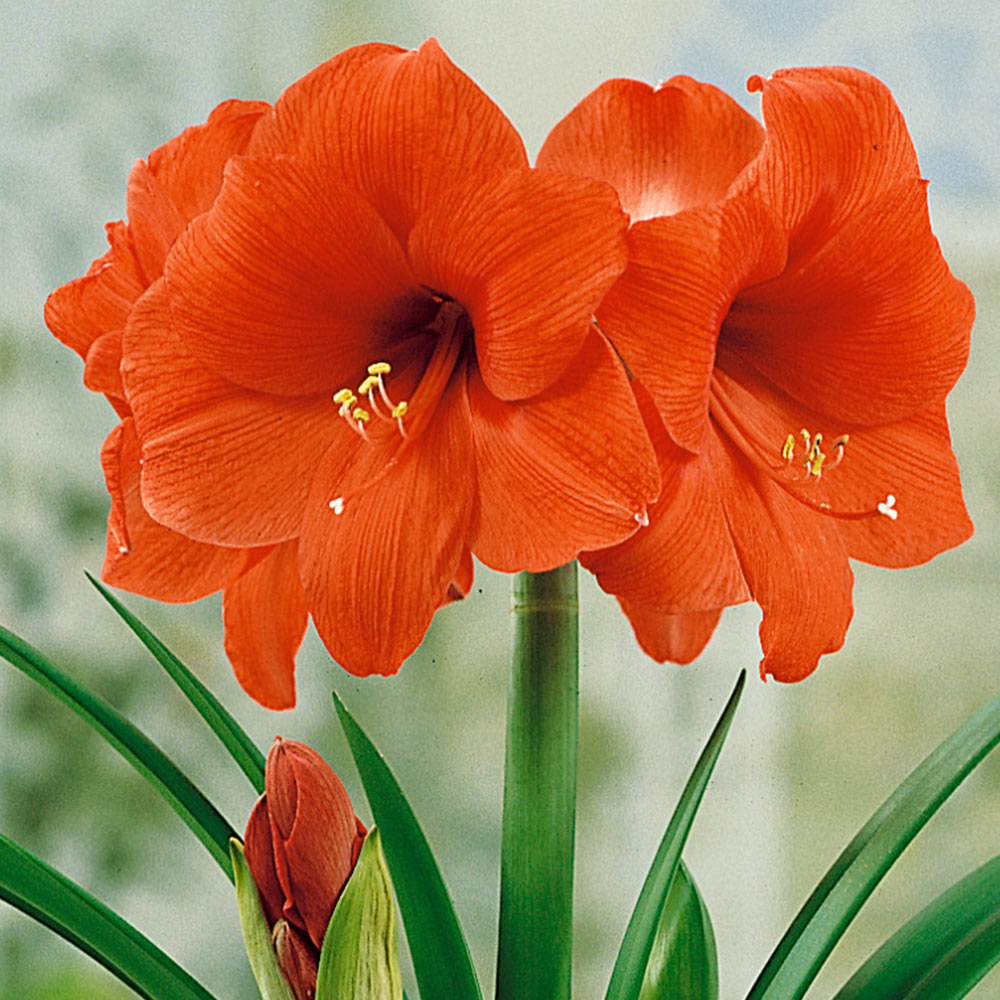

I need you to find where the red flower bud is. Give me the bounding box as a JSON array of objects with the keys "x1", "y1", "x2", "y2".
[{"x1": 245, "y1": 738, "x2": 367, "y2": 996}]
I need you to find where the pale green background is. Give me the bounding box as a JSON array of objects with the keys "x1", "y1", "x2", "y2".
[{"x1": 1, "y1": 1, "x2": 999, "y2": 998}]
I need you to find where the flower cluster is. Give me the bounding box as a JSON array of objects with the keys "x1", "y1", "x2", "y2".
[{"x1": 46, "y1": 40, "x2": 973, "y2": 705}]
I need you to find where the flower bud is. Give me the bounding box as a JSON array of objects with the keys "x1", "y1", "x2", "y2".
[{"x1": 239, "y1": 738, "x2": 367, "y2": 999}]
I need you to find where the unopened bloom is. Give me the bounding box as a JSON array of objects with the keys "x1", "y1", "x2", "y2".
[
  {"x1": 47, "y1": 39, "x2": 659, "y2": 704},
  {"x1": 244, "y1": 738, "x2": 366, "y2": 1000},
  {"x1": 540, "y1": 67, "x2": 973, "y2": 680}
]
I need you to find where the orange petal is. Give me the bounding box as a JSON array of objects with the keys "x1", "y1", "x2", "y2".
[
  {"x1": 244, "y1": 796, "x2": 284, "y2": 927},
  {"x1": 145, "y1": 98, "x2": 269, "y2": 229},
  {"x1": 834, "y1": 404, "x2": 973, "y2": 567},
  {"x1": 44, "y1": 221, "x2": 145, "y2": 360},
  {"x1": 712, "y1": 430, "x2": 855, "y2": 682},
  {"x1": 250, "y1": 39, "x2": 527, "y2": 243},
  {"x1": 223, "y1": 540, "x2": 308, "y2": 711},
  {"x1": 164, "y1": 154, "x2": 431, "y2": 397},
  {"x1": 598, "y1": 195, "x2": 786, "y2": 451},
  {"x1": 616, "y1": 601, "x2": 722, "y2": 664},
  {"x1": 467, "y1": 328, "x2": 659, "y2": 571},
  {"x1": 99, "y1": 419, "x2": 245, "y2": 602},
  {"x1": 538, "y1": 75, "x2": 763, "y2": 221},
  {"x1": 724, "y1": 180, "x2": 974, "y2": 425},
  {"x1": 264, "y1": 739, "x2": 363, "y2": 950},
  {"x1": 408, "y1": 167, "x2": 628, "y2": 401},
  {"x1": 122, "y1": 280, "x2": 340, "y2": 547},
  {"x1": 443, "y1": 547, "x2": 474, "y2": 605},
  {"x1": 299, "y1": 373, "x2": 475, "y2": 676},
  {"x1": 83, "y1": 329, "x2": 125, "y2": 404},
  {"x1": 581, "y1": 384, "x2": 749, "y2": 609},
  {"x1": 741, "y1": 67, "x2": 921, "y2": 245}
]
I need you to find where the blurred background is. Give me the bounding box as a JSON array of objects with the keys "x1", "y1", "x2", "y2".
[{"x1": 2, "y1": 1, "x2": 998, "y2": 998}]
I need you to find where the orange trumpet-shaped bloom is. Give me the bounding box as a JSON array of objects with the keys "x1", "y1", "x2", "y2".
[
  {"x1": 46, "y1": 39, "x2": 659, "y2": 705},
  {"x1": 44, "y1": 98, "x2": 321, "y2": 710},
  {"x1": 540, "y1": 67, "x2": 974, "y2": 681},
  {"x1": 244, "y1": 738, "x2": 366, "y2": 1000}
]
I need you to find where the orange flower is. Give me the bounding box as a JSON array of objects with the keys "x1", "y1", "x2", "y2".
[
  {"x1": 244, "y1": 738, "x2": 366, "y2": 1000},
  {"x1": 540, "y1": 67, "x2": 974, "y2": 681},
  {"x1": 50, "y1": 39, "x2": 658, "y2": 702},
  {"x1": 44, "y1": 99, "x2": 321, "y2": 709}
]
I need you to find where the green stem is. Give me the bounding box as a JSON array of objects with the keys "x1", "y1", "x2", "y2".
[{"x1": 496, "y1": 562, "x2": 579, "y2": 1000}]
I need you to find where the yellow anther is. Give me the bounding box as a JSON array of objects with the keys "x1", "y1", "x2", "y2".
[
  {"x1": 808, "y1": 433, "x2": 823, "y2": 462},
  {"x1": 352, "y1": 408, "x2": 370, "y2": 423},
  {"x1": 781, "y1": 434, "x2": 795, "y2": 461},
  {"x1": 833, "y1": 434, "x2": 849, "y2": 449},
  {"x1": 800, "y1": 428, "x2": 811, "y2": 447},
  {"x1": 391, "y1": 401, "x2": 409, "y2": 419},
  {"x1": 333, "y1": 388, "x2": 356, "y2": 406},
  {"x1": 367, "y1": 362, "x2": 391, "y2": 375},
  {"x1": 358, "y1": 375, "x2": 380, "y2": 396},
  {"x1": 808, "y1": 450, "x2": 826, "y2": 477}
]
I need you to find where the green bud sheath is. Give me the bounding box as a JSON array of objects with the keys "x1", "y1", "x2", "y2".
[
  {"x1": 230, "y1": 838, "x2": 297, "y2": 1000},
  {"x1": 316, "y1": 827, "x2": 403, "y2": 1000}
]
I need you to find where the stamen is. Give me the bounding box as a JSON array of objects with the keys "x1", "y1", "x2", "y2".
[
  {"x1": 708, "y1": 377, "x2": 895, "y2": 523},
  {"x1": 326, "y1": 302, "x2": 469, "y2": 515}
]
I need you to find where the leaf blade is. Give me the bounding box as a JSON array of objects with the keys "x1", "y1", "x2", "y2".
[
  {"x1": 87, "y1": 573, "x2": 265, "y2": 794},
  {"x1": 0, "y1": 832, "x2": 220, "y2": 1000},
  {"x1": 746, "y1": 685, "x2": 1000, "y2": 1000},
  {"x1": 0, "y1": 623, "x2": 238, "y2": 880},
  {"x1": 639, "y1": 860, "x2": 719, "y2": 1000},
  {"x1": 606, "y1": 670, "x2": 745, "y2": 1000},
  {"x1": 834, "y1": 853, "x2": 1000, "y2": 1000},
  {"x1": 332, "y1": 692, "x2": 483, "y2": 1000}
]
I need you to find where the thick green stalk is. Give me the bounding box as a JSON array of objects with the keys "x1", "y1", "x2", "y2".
[{"x1": 496, "y1": 562, "x2": 579, "y2": 1000}]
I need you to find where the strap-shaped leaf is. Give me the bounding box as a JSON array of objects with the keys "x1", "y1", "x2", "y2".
[
  {"x1": 0, "y1": 623, "x2": 237, "y2": 879},
  {"x1": 0, "y1": 832, "x2": 219, "y2": 1000},
  {"x1": 606, "y1": 670, "x2": 745, "y2": 1000},
  {"x1": 332, "y1": 692, "x2": 482, "y2": 1000},
  {"x1": 746, "y1": 684, "x2": 1000, "y2": 1000},
  {"x1": 639, "y1": 861, "x2": 718, "y2": 1000},
  {"x1": 834, "y1": 853, "x2": 1000, "y2": 1000},
  {"x1": 87, "y1": 573, "x2": 265, "y2": 793}
]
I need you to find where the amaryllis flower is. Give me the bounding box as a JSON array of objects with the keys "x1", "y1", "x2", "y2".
[
  {"x1": 244, "y1": 738, "x2": 367, "y2": 1000},
  {"x1": 114, "y1": 39, "x2": 658, "y2": 684},
  {"x1": 539, "y1": 67, "x2": 974, "y2": 681},
  {"x1": 43, "y1": 99, "x2": 325, "y2": 710}
]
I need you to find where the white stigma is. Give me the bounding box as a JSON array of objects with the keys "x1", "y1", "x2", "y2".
[
  {"x1": 634, "y1": 509, "x2": 649, "y2": 527},
  {"x1": 877, "y1": 494, "x2": 898, "y2": 520},
  {"x1": 329, "y1": 497, "x2": 345, "y2": 515}
]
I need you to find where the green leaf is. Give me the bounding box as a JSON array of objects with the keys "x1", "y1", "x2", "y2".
[
  {"x1": 746, "y1": 684, "x2": 1000, "y2": 1000},
  {"x1": 316, "y1": 828, "x2": 403, "y2": 1000},
  {"x1": 0, "y1": 623, "x2": 238, "y2": 880},
  {"x1": 230, "y1": 839, "x2": 296, "y2": 1000},
  {"x1": 639, "y1": 861, "x2": 718, "y2": 1000},
  {"x1": 332, "y1": 692, "x2": 482, "y2": 1000},
  {"x1": 606, "y1": 670, "x2": 745, "y2": 1000},
  {"x1": 0, "y1": 832, "x2": 219, "y2": 1000},
  {"x1": 834, "y1": 852, "x2": 1000, "y2": 1000},
  {"x1": 87, "y1": 573, "x2": 265, "y2": 794},
  {"x1": 496, "y1": 564, "x2": 579, "y2": 1000}
]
